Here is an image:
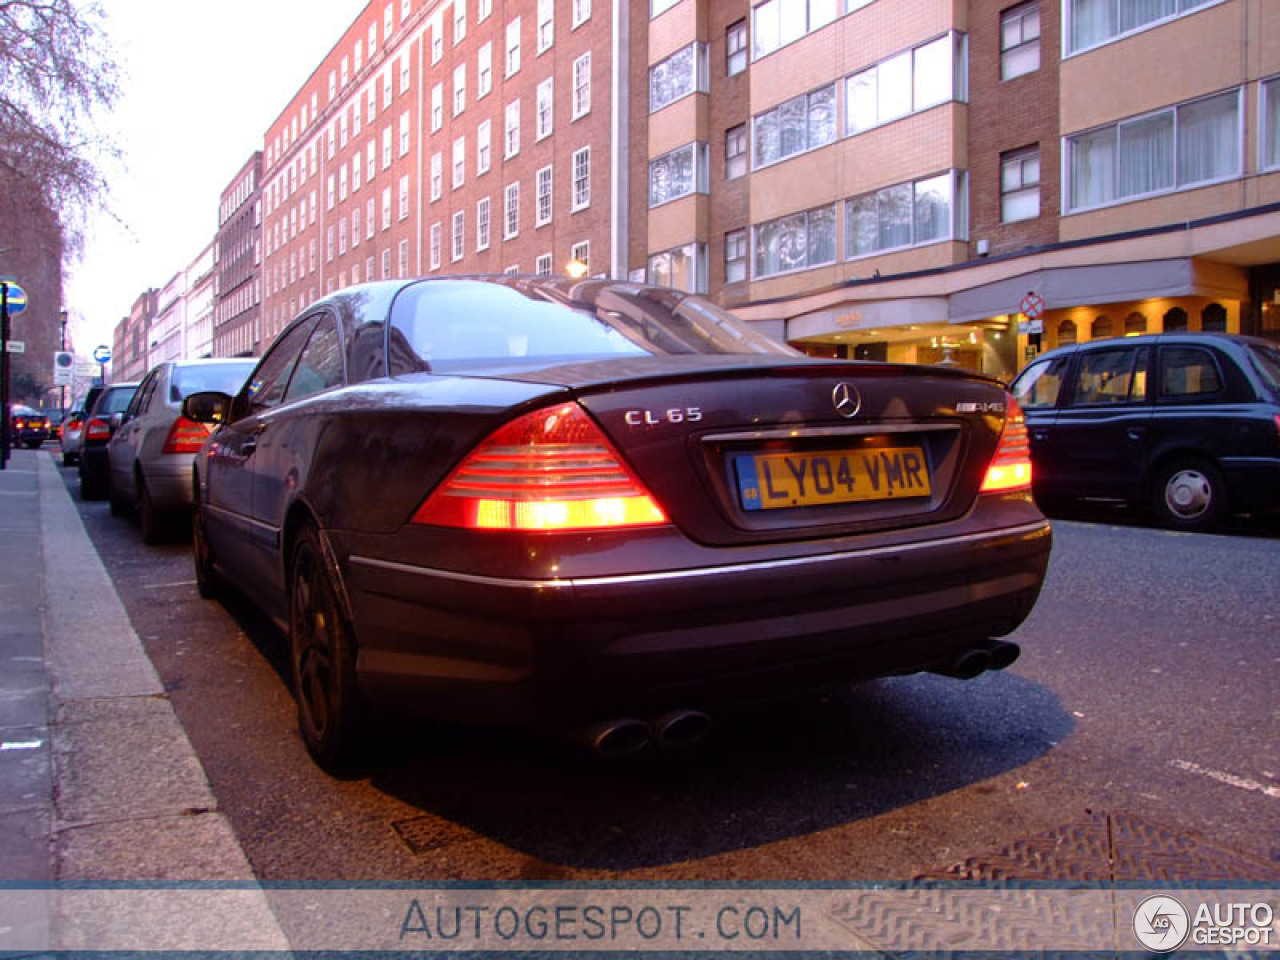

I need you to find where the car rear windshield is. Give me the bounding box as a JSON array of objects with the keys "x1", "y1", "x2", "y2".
[
  {"x1": 96, "y1": 388, "x2": 136, "y2": 415},
  {"x1": 1247, "y1": 343, "x2": 1280, "y2": 397},
  {"x1": 389, "y1": 279, "x2": 796, "y2": 371},
  {"x1": 171, "y1": 362, "x2": 256, "y2": 402}
]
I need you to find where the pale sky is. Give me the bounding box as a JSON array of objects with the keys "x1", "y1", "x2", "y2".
[{"x1": 64, "y1": 0, "x2": 370, "y2": 355}]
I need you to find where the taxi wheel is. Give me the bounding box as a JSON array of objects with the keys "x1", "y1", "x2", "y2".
[
  {"x1": 289, "y1": 523, "x2": 364, "y2": 772},
  {"x1": 1152, "y1": 458, "x2": 1227, "y2": 532},
  {"x1": 192, "y1": 498, "x2": 219, "y2": 599}
]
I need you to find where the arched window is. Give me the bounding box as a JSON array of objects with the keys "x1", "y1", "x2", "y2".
[
  {"x1": 1124, "y1": 312, "x2": 1146, "y2": 336},
  {"x1": 1201, "y1": 302, "x2": 1227, "y2": 332},
  {"x1": 1057, "y1": 318, "x2": 1077, "y2": 346},
  {"x1": 1163, "y1": 307, "x2": 1188, "y2": 332},
  {"x1": 1091, "y1": 316, "x2": 1113, "y2": 339}
]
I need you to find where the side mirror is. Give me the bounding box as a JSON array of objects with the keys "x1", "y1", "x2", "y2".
[
  {"x1": 183, "y1": 391, "x2": 231, "y2": 425},
  {"x1": 109, "y1": 412, "x2": 124, "y2": 430}
]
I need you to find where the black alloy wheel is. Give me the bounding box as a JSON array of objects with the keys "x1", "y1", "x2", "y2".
[
  {"x1": 1152, "y1": 457, "x2": 1227, "y2": 532},
  {"x1": 289, "y1": 523, "x2": 363, "y2": 772}
]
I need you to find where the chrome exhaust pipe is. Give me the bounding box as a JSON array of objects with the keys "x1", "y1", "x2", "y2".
[
  {"x1": 932, "y1": 647, "x2": 991, "y2": 680},
  {"x1": 986, "y1": 640, "x2": 1021, "y2": 671},
  {"x1": 576, "y1": 718, "x2": 651, "y2": 757},
  {"x1": 652, "y1": 709, "x2": 712, "y2": 749}
]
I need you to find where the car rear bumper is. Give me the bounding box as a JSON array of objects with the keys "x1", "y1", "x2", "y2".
[
  {"x1": 1222, "y1": 456, "x2": 1280, "y2": 514},
  {"x1": 142, "y1": 457, "x2": 197, "y2": 512},
  {"x1": 342, "y1": 518, "x2": 1052, "y2": 726}
]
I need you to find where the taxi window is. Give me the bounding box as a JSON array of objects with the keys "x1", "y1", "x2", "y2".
[
  {"x1": 1160, "y1": 347, "x2": 1222, "y2": 399},
  {"x1": 1072, "y1": 347, "x2": 1146, "y2": 405},
  {"x1": 1011, "y1": 356, "x2": 1069, "y2": 410}
]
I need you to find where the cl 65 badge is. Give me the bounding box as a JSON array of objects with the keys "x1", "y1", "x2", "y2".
[{"x1": 625, "y1": 407, "x2": 703, "y2": 426}]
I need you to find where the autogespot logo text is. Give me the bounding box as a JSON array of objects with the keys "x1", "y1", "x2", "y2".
[{"x1": 1134, "y1": 895, "x2": 1190, "y2": 953}]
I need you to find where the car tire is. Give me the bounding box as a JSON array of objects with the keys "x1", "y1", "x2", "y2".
[
  {"x1": 192, "y1": 497, "x2": 220, "y2": 599},
  {"x1": 108, "y1": 473, "x2": 129, "y2": 517},
  {"x1": 1152, "y1": 458, "x2": 1227, "y2": 532},
  {"x1": 63, "y1": 453, "x2": 78, "y2": 468},
  {"x1": 79, "y1": 461, "x2": 103, "y2": 501},
  {"x1": 289, "y1": 522, "x2": 364, "y2": 772}
]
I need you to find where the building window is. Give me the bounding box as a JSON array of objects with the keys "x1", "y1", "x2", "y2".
[
  {"x1": 1091, "y1": 315, "x2": 1113, "y2": 339},
  {"x1": 504, "y1": 182, "x2": 520, "y2": 238},
  {"x1": 752, "y1": 0, "x2": 840, "y2": 60},
  {"x1": 571, "y1": 147, "x2": 590, "y2": 210},
  {"x1": 430, "y1": 152, "x2": 442, "y2": 200},
  {"x1": 351, "y1": 208, "x2": 361, "y2": 246},
  {"x1": 1163, "y1": 307, "x2": 1188, "y2": 332},
  {"x1": 725, "y1": 124, "x2": 747, "y2": 179},
  {"x1": 382, "y1": 186, "x2": 393, "y2": 230},
  {"x1": 382, "y1": 69, "x2": 392, "y2": 109},
  {"x1": 432, "y1": 28, "x2": 443, "y2": 63},
  {"x1": 537, "y1": 78, "x2": 554, "y2": 139},
  {"x1": 505, "y1": 99, "x2": 521, "y2": 157},
  {"x1": 477, "y1": 196, "x2": 491, "y2": 250},
  {"x1": 650, "y1": 42, "x2": 708, "y2": 113},
  {"x1": 1001, "y1": 147, "x2": 1040, "y2": 222},
  {"x1": 339, "y1": 165, "x2": 348, "y2": 201},
  {"x1": 367, "y1": 141, "x2": 376, "y2": 181},
  {"x1": 431, "y1": 83, "x2": 443, "y2": 131},
  {"x1": 1001, "y1": 2, "x2": 1040, "y2": 81},
  {"x1": 845, "y1": 171, "x2": 964, "y2": 258},
  {"x1": 754, "y1": 83, "x2": 836, "y2": 168},
  {"x1": 430, "y1": 222, "x2": 442, "y2": 269},
  {"x1": 399, "y1": 111, "x2": 411, "y2": 155},
  {"x1": 452, "y1": 211, "x2": 465, "y2": 261},
  {"x1": 648, "y1": 243, "x2": 707, "y2": 293},
  {"x1": 1202, "y1": 302, "x2": 1227, "y2": 331},
  {"x1": 351, "y1": 155, "x2": 362, "y2": 192},
  {"x1": 1124, "y1": 311, "x2": 1147, "y2": 336},
  {"x1": 453, "y1": 0, "x2": 467, "y2": 43},
  {"x1": 478, "y1": 43, "x2": 493, "y2": 98},
  {"x1": 535, "y1": 253, "x2": 552, "y2": 275},
  {"x1": 478, "y1": 0, "x2": 491, "y2": 21},
  {"x1": 1262, "y1": 77, "x2": 1280, "y2": 171},
  {"x1": 846, "y1": 32, "x2": 967, "y2": 135},
  {"x1": 382, "y1": 247, "x2": 392, "y2": 279},
  {"x1": 452, "y1": 136, "x2": 466, "y2": 189},
  {"x1": 1067, "y1": 0, "x2": 1215, "y2": 56},
  {"x1": 572, "y1": 0, "x2": 591, "y2": 29},
  {"x1": 725, "y1": 229, "x2": 747, "y2": 283},
  {"x1": 398, "y1": 175, "x2": 410, "y2": 219},
  {"x1": 726, "y1": 20, "x2": 747, "y2": 76},
  {"x1": 537, "y1": 0, "x2": 554, "y2": 53},
  {"x1": 572, "y1": 54, "x2": 591, "y2": 119},
  {"x1": 478, "y1": 119, "x2": 492, "y2": 174},
  {"x1": 536, "y1": 164, "x2": 553, "y2": 226},
  {"x1": 366, "y1": 197, "x2": 375, "y2": 237},
  {"x1": 506, "y1": 17, "x2": 522, "y2": 76},
  {"x1": 1057, "y1": 318, "x2": 1077, "y2": 345},
  {"x1": 650, "y1": 142, "x2": 709, "y2": 207},
  {"x1": 400, "y1": 55, "x2": 410, "y2": 93},
  {"x1": 398, "y1": 238, "x2": 409, "y2": 278},
  {"x1": 1066, "y1": 89, "x2": 1240, "y2": 212},
  {"x1": 570, "y1": 240, "x2": 589, "y2": 273},
  {"x1": 453, "y1": 63, "x2": 466, "y2": 115},
  {"x1": 754, "y1": 204, "x2": 836, "y2": 278}
]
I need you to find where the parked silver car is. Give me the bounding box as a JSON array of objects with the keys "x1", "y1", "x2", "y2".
[{"x1": 106, "y1": 358, "x2": 256, "y2": 542}]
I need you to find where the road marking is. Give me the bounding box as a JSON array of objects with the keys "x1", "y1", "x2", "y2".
[
  {"x1": 143, "y1": 580, "x2": 197, "y2": 589},
  {"x1": 1170, "y1": 759, "x2": 1280, "y2": 800},
  {"x1": 0, "y1": 740, "x2": 43, "y2": 751}
]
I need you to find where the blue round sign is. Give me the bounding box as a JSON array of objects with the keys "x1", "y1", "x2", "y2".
[
  {"x1": 2, "y1": 282, "x2": 27, "y2": 315},
  {"x1": 92, "y1": 344, "x2": 111, "y2": 364}
]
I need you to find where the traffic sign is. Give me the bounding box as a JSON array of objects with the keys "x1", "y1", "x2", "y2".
[
  {"x1": 54, "y1": 351, "x2": 74, "y2": 385},
  {"x1": 5, "y1": 340, "x2": 25, "y2": 354},
  {"x1": 1, "y1": 282, "x2": 27, "y2": 315},
  {"x1": 92, "y1": 344, "x2": 112, "y2": 364},
  {"x1": 1020, "y1": 291, "x2": 1045, "y2": 320}
]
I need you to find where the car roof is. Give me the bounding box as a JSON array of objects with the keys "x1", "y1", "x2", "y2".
[{"x1": 1030, "y1": 331, "x2": 1270, "y2": 363}]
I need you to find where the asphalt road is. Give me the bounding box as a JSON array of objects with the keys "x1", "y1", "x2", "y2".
[{"x1": 62, "y1": 464, "x2": 1280, "y2": 883}]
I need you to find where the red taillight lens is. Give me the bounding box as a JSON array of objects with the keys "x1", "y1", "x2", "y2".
[
  {"x1": 980, "y1": 394, "x2": 1033, "y2": 493},
  {"x1": 66, "y1": 418, "x2": 82, "y2": 432},
  {"x1": 14, "y1": 418, "x2": 26, "y2": 429},
  {"x1": 163, "y1": 416, "x2": 213, "y2": 454},
  {"x1": 413, "y1": 402, "x2": 668, "y2": 531},
  {"x1": 85, "y1": 418, "x2": 111, "y2": 441}
]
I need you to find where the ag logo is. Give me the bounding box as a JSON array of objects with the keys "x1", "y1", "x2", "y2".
[{"x1": 1133, "y1": 895, "x2": 1190, "y2": 953}]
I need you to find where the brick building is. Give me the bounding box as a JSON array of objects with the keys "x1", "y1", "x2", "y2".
[
  {"x1": 214, "y1": 152, "x2": 264, "y2": 358},
  {"x1": 246, "y1": 0, "x2": 1280, "y2": 378}
]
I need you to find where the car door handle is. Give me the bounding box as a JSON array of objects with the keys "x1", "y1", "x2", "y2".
[
  {"x1": 241, "y1": 423, "x2": 267, "y2": 455},
  {"x1": 1127, "y1": 426, "x2": 1146, "y2": 440}
]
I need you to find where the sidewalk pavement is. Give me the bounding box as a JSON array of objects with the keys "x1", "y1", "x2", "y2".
[{"x1": 0, "y1": 446, "x2": 287, "y2": 952}]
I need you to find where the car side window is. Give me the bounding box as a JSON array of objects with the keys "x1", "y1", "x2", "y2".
[
  {"x1": 244, "y1": 317, "x2": 320, "y2": 415},
  {"x1": 1011, "y1": 356, "x2": 1069, "y2": 410},
  {"x1": 283, "y1": 317, "x2": 345, "y2": 404},
  {"x1": 126, "y1": 373, "x2": 157, "y2": 419},
  {"x1": 1071, "y1": 347, "x2": 1146, "y2": 405},
  {"x1": 1159, "y1": 347, "x2": 1223, "y2": 399}
]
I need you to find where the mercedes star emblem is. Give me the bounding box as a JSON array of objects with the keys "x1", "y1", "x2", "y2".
[{"x1": 832, "y1": 382, "x2": 860, "y2": 419}]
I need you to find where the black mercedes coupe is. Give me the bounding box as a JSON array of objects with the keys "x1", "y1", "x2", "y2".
[{"x1": 184, "y1": 277, "x2": 1051, "y2": 770}]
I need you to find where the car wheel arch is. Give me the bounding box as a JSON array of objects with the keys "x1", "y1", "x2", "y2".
[{"x1": 284, "y1": 503, "x2": 357, "y2": 634}]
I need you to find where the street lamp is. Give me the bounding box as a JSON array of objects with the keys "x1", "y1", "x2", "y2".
[{"x1": 59, "y1": 309, "x2": 68, "y2": 419}]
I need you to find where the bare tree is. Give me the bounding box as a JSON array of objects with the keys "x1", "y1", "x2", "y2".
[{"x1": 0, "y1": 0, "x2": 120, "y2": 255}]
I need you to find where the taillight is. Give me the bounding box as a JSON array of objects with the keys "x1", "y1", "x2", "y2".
[
  {"x1": 66, "y1": 418, "x2": 82, "y2": 432},
  {"x1": 413, "y1": 402, "x2": 668, "y2": 531},
  {"x1": 980, "y1": 394, "x2": 1033, "y2": 493},
  {"x1": 163, "y1": 416, "x2": 213, "y2": 454},
  {"x1": 84, "y1": 418, "x2": 111, "y2": 441}
]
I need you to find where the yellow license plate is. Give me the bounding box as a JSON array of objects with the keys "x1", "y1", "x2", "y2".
[{"x1": 734, "y1": 445, "x2": 931, "y2": 511}]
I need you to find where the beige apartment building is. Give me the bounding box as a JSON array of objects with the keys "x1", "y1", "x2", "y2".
[{"x1": 254, "y1": 0, "x2": 1280, "y2": 378}]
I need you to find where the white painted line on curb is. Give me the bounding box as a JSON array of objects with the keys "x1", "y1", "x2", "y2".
[
  {"x1": 1170, "y1": 759, "x2": 1280, "y2": 800},
  {"x1": 0, "y1": 740, "x2": 43, "y2": 751}
]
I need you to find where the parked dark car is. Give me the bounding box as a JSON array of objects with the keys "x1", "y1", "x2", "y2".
[
  {"x1": 106, "y1": 358, "x2": 257, "y2": 542},
  {"x1": 77, "y1": 382, "x2": 140, "y2": 500},
  {"x1": 1010, "y1": 332, "x2": 1280, "y2": 530},
  {"x1": 9, "y1": 405, "x2": 50, "y2": 448},
  {"x1": 184, "y1": 277, "x2": 1050, "y2": 771}
]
